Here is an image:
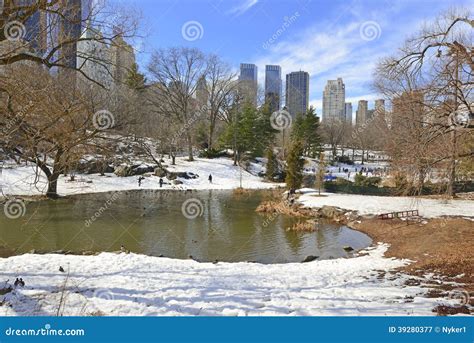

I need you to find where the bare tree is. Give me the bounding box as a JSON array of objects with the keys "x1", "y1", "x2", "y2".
[
  {"x1": 147, "y1": 47, "x2": 208, "y2": 162},
  {"x1": 320, "y1": 118, "x2": 346, "y2": 160},
  {"x1": 0, "y1": 64, "x2": 117, "y2": 198},
  {"x1": 200, "y1": 54, "x2": 237, "y2": 150},
  {"x1": 0, "y1": 0, "x2": 139, "y2": 86},
  {"x1": 374, "y1": 8, "x2": 473, "y2": 196}
]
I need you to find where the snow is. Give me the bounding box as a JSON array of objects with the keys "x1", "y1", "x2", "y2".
[
  {"x1": 298, "y1": 190, "x2": 473, "y2": 218},
  {"x1": 0, "y1": 244, "x2": 451, "y2": 316},
  {"x1": 1, "y1": 157, "x2": 283, "y2": 197}
]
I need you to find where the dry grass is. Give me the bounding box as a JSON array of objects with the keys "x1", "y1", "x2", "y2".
[
  {"x1": 286, "y1": 220, "x2": 316, "y2": 232},
  {"x1": 256, "y1": 201, "x2": 306, "y2": 217},
  {"x1": 350, "y1": 217, "x2": 474, "y2": 293}
]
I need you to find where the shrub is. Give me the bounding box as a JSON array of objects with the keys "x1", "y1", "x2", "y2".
[
  {"x1": 335, "y1": 155, "x2": 354, "y2": 165},
  {"x1": 199, "y1": 148, "x2": 227, "y2": 159}
]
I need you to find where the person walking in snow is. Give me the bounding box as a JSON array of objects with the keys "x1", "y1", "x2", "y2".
[
  {"x1": 208, "y1": 174, "x2": 213, "y2": 184},
  {"x1": 159, "y1": 178, "x2": 164, "y2": 188},
  {"x1": 138, "y1": 176, "x2": 145, "y2": 187}
]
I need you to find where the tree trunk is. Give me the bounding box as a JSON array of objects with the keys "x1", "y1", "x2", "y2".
[
  {"x1": 185, "y1": 128, "x2": 194, "y2": 161},
  {"x1": 208, "y1": 120, "x2": 215, "y2": 150},
  {"x1": 447, "y1": 130, "x2": 457, "y2": 197},
  {"x1": 46, "y1": 172, "x2": 61, "y2": 199}
]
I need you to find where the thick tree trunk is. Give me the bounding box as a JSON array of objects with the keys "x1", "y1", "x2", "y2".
[
  {"x1": 447, "y1": 131, "x2": 457, "y2": 197},
  {"x1": 208, "y1": 121, "x2": 215, "y2": 150},
  {"x1": 46, "y1": 172, "x2": 61, "y2": 199},
  {"x1": 185, "y1": 129, "x2": 194, "y2": 162}
]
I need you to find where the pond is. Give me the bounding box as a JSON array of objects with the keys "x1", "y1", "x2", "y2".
[{"x1": 0, "y1": 190, "x2": 372, "y2": 263}]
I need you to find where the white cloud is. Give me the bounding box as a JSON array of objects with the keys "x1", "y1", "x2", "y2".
[
  {"x1": 227, "y1": 0, "x2": 259, "y2": 17},
  {"x1": 252, "y1": 1, "x2": 440, "y2": 115}
]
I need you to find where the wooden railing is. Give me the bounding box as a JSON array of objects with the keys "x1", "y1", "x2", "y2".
[{"x1": 378, "y1": 210, "x2": 419, "y2": 220}]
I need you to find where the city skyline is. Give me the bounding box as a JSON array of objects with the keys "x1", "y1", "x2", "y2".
[{"x1": 124, "y1": 0, "x2": 471, "y2": 118}]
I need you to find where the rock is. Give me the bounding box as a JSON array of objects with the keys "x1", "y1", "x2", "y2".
[
  {"x1": 302, "y1": 255, "x2": 319, "y2": 263},
  {"x1": 343, "y1": 246, "x2": 354, "y2": 252},
  {"x1": 319, "y1": 205, "x2": 343, "y2": 219},
  {"x1": 76, "y1": 158, "x2": 114, "y2": 174},
  {"x1": 172, "y1": 180, "x2": 183, "y2": 185},
  {"x1": 131, "y1": 164, "x2": 156, "y2": 175},
  {"x1": 154, "y1": 168, "x2": 167, "y2": 177},
  {"x1": 114, "y1": 165, "x2": 133, "y2": 177},
  {"x1": 167, "y1": 171, "x2": 199, "y2": 180}
]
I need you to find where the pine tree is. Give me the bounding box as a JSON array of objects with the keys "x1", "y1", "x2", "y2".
[
  {"x1": 285, "y1": 140, "x2": 304, "y2": 189},
  {"x1": 266, "y1": 147, "x2": 277, "y2": 181},
  {"x1": 290, "y1": 107, "x2": 321, "y2": 157}
]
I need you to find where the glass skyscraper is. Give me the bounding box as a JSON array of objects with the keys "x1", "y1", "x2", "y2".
[
  {"x1": 239, "y1": 63, "x2": 258, "y2": 105},
  {"x1": 264, "y1": 65, "x2": 282, "y2": 113},
  {"x1": 285, "y1": 71, "x2": 309, "y2": 118}
]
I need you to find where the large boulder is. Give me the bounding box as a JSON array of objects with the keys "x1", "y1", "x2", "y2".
[
  {"x1": 131, "y1": 164, "x2": 156, "y2": 175},
  {"x1": 76, "y1": 158, "x2": 114, "y2": 174},
  {"x1": 114, "y1": 165, "x2": 133, "y2": 177},
  {"x1": 318, "y1": 205, "x2": 346, "y2": 222},
  {"x1": 154, "y1": 168, "x2": 167, "y2": 177},
  {"x1": 167, "y1": 171, "x2": 199, "y2": 180}
]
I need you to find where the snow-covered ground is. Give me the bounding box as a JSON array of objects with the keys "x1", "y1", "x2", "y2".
[
  {"x1": 1, "y1": 157, "x2": 282, "y2": 197},
  {"x1": 0, "y1": 244, "x2": 456, "y2": 316},
  {"x1": 298, "y1": 190, "x2": 473, "y2": 219}
]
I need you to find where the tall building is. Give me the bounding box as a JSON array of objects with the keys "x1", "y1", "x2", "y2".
[
  {"x1": 322, "y1": 78, "x2": 345, "y2": 122},
  {"x1": 195, "y1": 75, "x2": 210, "y2": 108},
  {"x1": 356, "y1": 100, "x2": 368, "y2": 125},
  {"x1": 239, "y1": 63, "x2": 258, "y2": 105},
  {"x1": 18, "y1": 0, "x2": 47, "y2": 55},
  {"x1": 285, "y1": 71, "x2": 309, "y2": 118},
  {"x1": 55, "y1": 0, "x2": 92, "y2": 70},
  {"x1": 374, "y1": 99, "x2": 385, "y2": 119},
  {"x1": 345, "y1": 102, "x2": 353, "y2": 125},
  {"x1": 109, "y1": 33, "x2": 136, "y2": 85},
  {"x1": 375, "y1": 99, "x2": 385, "y2": 112},
  {"x1": 76, "y1": 22, "x2": 114, "y2": 88},
  {"x1": 264, "y1": 65, "x2": 282, "y2": 113}
]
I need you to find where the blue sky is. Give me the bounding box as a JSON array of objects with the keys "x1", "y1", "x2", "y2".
[{"x1": 122, "y1": 0, "x2": 473, "y2": 116}]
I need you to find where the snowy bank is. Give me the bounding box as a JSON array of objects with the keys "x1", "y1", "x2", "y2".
[
  {"x1": 0, "y1": 244, "x2": 453, "y2": 316},
  {"x1": 1, "y1": 158, "x2": 282, "y2": 197},
  {"x1": 298, "y1": 191, "x2": 473, "y2": 219}
]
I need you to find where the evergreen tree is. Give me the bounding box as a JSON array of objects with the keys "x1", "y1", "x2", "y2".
[
  {"x1": 303, "y1": 107, "x2": 321, "y2": 157},
  {"x1": 266, "y1": 147, "x2": 277, "y2": 181},
  {"x1": 290, "y1": 107, "x2": 321, "y2": 157},
  {"x1": 220, "y1": 103, "x2": 277, "y2": 160},
  {"x1": 285, "y1": 140, "x2": 305, "y2": 189}
]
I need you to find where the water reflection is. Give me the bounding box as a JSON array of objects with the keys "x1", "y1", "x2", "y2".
[{"x1": 0, "y1": 190, "x2": 372, "y2": 263}]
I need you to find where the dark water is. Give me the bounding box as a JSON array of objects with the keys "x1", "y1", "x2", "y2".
[{"x1": 0, "y1": 190, "x2": 371, "y2": 263}]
